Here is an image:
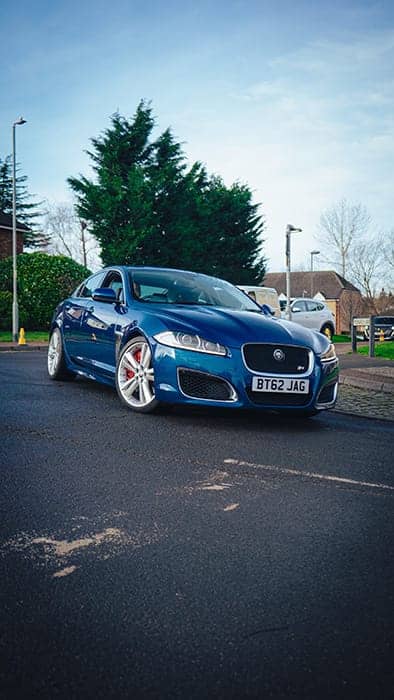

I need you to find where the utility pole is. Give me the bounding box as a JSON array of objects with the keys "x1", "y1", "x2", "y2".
[
  {"x1": 285, "y1": 224, "x2": 302, "y2": 320},
  {"x1": 310, "y1": 250, "x2": 320, "y2": 297},
  {"x1": 12, "y1": 116, "x2": 26, "y2": 342}
]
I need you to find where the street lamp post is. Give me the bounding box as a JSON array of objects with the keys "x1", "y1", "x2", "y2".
[
  {"x1": 310, "y1": 250, "x2": 320, "y2": 297},
  {"x1": 285, "y1": 224, "x2": 302, "y2": 320},
  {"x1": 12, "y1": 116, "x2": 26, "y2": 342}
]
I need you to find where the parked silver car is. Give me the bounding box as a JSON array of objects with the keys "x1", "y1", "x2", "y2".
[{"x1": 281, "y1": 298, "x2": 335, "y2": 339}]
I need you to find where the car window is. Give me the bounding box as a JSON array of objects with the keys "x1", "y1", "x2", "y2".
[
  {"x1": 102, "y1": 271, "x2": 124, "y2": 302},
  {"x1": 129, "y1": 270, "x2": 259, "y2": 311},
  {"x1": 78, "y1": 272, "x2": 106, "y2": 298},
  {"x1": 292, "y1": 300, "x2": 307, "y2": 312},
  {"x1": 375, "y1": 317, "x2": 394, "y2": 325},
  {"x1": 316, "y1": 303, "x2": 325, "y2": 311},
  {"x1": 306, "y1": 301, "x2": 319, "y2": 312}
]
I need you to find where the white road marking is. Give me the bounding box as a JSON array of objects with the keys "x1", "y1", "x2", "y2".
[
  {"x1": 53, "y1": 566, "x2": 78, "y2": 578},
  {"x1": 198, "y1": 483, "x2": 232, "y2": 491},
  {"x1": 224, "y1": 459, "x2": 394, "y2": 492},
  {"x1": 223, "y1": 503, "x2": 240, "y2": 512}
]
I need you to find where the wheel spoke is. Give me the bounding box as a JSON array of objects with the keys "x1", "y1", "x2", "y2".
[
  {"x1": 140, "y1": 343, "x2": 150, "y2": 369},
  {"x1": 122, "y1": 376, "x2": 139, "y2": 397},
  {"x1": 140, "y1": 378, "x2": 153, "y2": 404},
  {"x1": 124, "y1": 351, "x2": 139, "y2": 371}
]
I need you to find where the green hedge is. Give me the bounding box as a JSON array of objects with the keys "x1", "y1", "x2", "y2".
[
  {"x1": 0, "y1": 253, "x2": 90, "y2": 330},
  {"x1": 0, "y1": 290, "x2": 28, "y2": 330}
]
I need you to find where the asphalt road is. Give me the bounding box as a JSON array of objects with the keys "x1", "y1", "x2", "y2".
[{"x1": 1, "y1": 352, "x2": 393, "y2": 699}]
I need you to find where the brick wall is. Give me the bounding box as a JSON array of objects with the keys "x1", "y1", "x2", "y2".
[{"x1": 0, "y1": 228, "x2": 24, "y2": 259}]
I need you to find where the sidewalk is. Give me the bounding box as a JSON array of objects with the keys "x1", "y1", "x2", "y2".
[
  {"x1": 333, "y1": 342, "x2": 393, "y2": 421},
  {"x1": 0, "y1": 340, "x2": 49, "y2": 351},
  {"x1": 1, "y1": 340, "x2": 393, "y2": 421}
]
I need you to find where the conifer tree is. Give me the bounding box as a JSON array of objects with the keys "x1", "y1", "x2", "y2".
[
  {"x1": 69, "y1": 101, "x2": 266, "y2": 282},
  {"x1": 0, "y1": 156, "x2": 47, "y2": 248}
]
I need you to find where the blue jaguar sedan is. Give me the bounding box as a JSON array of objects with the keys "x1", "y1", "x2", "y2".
[{"x1": 48, "y1": 266, "x2": 339, "y2": 416}]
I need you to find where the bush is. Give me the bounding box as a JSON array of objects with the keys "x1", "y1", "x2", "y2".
[
  {"x1": 0, "y1": 253, "x2": 90, "y2": 330},
  {"x1": 0, "y1": 291, "x2": 12, "y2": 330}
]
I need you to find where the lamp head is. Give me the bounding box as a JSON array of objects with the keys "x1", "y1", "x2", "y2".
[
  {"x1": 14, "y1": 116, "x2": 27, "y2": 126},
  {"x1": 311, "y1": 250, "x2": 320, "y2": 255},
  {"x1": 287, "y1": 224, "x2": 302, "y2": 233}
]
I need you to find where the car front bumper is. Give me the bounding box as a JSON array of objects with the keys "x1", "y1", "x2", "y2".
[{"x1": 153, "y1": 343, "x2": 339, "y2": 412}]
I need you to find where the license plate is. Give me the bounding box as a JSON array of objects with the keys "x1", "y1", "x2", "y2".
[{"x1": 251, "y1": 376, "x2": 309, "y2": 393}]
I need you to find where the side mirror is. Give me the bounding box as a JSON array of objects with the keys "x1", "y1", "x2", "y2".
[
  {"x1": 92, "y1": 287, "x2": 117, "y2": 303},
  {"x1": 261, "y1": 304, "x2": 275, "y2": 316}
]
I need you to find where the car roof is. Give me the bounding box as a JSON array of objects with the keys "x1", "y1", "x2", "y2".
[
  {"x1": 237, "y1": 285, "x2": 277, "y2": 292},
  {"x1": 293, "y1": 297, "x2": 325, "y2": 303},
  {"x1": 109, "y1": 265, "x2": 215, "y2": 276}
]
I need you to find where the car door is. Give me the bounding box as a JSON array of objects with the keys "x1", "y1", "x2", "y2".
[
  {"x1": 305, "y1": 300, "x2": 323, "y2": 330},
  {"x1": 79, "y1": 270, "x2": 128, "y2": 375},
  {"x1": 291, "y1": 299, "x2": 309, "y2": 327},
  {"x1": 62, "y1": 271, "x2": 106, "y2": 363}
]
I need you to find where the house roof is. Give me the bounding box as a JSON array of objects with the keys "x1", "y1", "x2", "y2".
[
  {"x1": 0, "y1": 211, "x2": 30, "y2": 232},
  {"x1": 263, "y1": 271, "x2": 360, "y2": 299}
]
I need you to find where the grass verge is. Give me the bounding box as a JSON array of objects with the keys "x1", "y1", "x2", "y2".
[
  {"x1": 358, "y1": 342, "x2": 394, "y2": 360},
  {"x1": 333, "y1": 334, "x2": 351, "y2": 343},
  {"x1": 0, "y1": 330, "x2": 49, "y2": 343}
]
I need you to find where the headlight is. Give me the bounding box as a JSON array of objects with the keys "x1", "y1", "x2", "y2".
[
  {"x1": 154, "y1": 331, "x2": 227, "y2": 356},
  {"x1": 319, "y1": 343, "x2": 337, "y2": 363}
]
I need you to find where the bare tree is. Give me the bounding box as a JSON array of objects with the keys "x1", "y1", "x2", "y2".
[
  {"x1": 317, "y1": 198, "x2": 371, "y2": 278},
  {"x1": 44, "y1": 201, "x2": 101, "y2": 270},
  {"x1": 348, "y1": 236, "x2": 384, "y2": 312},
  {"x1": 381, "y1": 229, "x2": 394, "y2": 291}
]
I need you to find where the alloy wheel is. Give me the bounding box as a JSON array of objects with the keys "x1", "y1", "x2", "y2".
[{"x1": 117, "y1": 338, "x2": 156, "y2": 409}]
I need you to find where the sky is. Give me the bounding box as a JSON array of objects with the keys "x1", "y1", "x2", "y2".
[{"x1": 1, "y1": 0, "x2": 393, "y2": 274}]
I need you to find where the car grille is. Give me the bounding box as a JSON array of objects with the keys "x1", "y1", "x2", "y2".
[
  {"x1": 178, "y1": 369, "x2": 235, "y2": 401},
  {"x1": 243, "y1": 344, "x2": 311, "y2": 374},
  {"x1": 246, "y1": 387, "x2": 311, "y2": 406}
]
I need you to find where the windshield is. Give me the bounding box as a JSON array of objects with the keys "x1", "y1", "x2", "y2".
[
  {"x1": 375, "y1": 317, "x2": 394, "y2": 325},
  {"x1": 129, "y1": 269, "x2": 260, "y2": 311}
]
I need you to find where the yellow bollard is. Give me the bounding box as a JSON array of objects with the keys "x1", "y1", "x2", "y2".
[
  {"x1": 18, "y1": 327, "x2": 26, "y2": 345},
  {"x1": 379, "y1": 329, "x2": 384, "y2": 343}
]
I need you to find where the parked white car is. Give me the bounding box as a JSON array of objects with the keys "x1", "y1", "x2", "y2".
[{"x1": 281, "y1": 298, "x2": 335, "y2": 339}]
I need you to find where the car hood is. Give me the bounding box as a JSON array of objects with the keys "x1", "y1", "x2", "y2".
[{"x1": 145, "y1": 305, "x2": 330, "y2": 354}]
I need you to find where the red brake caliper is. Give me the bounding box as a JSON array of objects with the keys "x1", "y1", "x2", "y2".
[{"x1": 126, "y1": 349, "x2": 141, "y2": 380}]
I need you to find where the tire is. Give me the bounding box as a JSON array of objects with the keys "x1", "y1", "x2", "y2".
[
  {"x1": 115, "y1": 336, "x2": 160, "y2": 413},
  {"x1": 47, "y1": 327, "x2": 76, "y2": 380},
  {"x1": 320, "y1": 324, "x2": 334, "y2": 340}
]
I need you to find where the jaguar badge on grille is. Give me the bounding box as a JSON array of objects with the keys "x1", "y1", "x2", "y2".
[{"x1": 273, "y1": 348, "x2": 285, "y2": 362}]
